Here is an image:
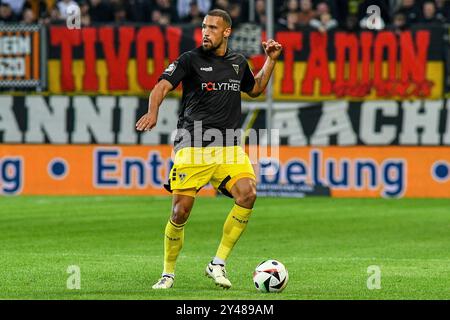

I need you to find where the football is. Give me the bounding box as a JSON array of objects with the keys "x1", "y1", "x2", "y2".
[{"x1": 253, "y1": 259, "x2": 289, "y2": 293}]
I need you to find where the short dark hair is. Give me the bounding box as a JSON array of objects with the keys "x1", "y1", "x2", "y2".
[{"x1": 207, "y1": 9, "x2": 232, "y2": 27}]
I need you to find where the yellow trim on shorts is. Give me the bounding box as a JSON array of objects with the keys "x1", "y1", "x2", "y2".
[
  {"x1": 172, "y1": 189, "x2": 197, "y2": 198},
  {"x1": 225, "y1": 173, "x2": 256, "y2": 193}
]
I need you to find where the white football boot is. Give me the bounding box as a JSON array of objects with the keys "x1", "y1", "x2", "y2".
[
  {"x1": 152, "y1": 275, "x2": 174, "y2": 289},
  {"x1": 205, "y1": 262, "x2": 232, "y2": 289}
]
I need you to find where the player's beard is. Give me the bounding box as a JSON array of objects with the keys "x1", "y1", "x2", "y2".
[{"x1": 202, "y1": 38, "x2": 222, "y2": 52}]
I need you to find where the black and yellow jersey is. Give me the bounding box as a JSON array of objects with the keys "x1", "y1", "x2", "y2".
[{"x1": 159, "y1": 46, "x2": 255, "y2": 152}]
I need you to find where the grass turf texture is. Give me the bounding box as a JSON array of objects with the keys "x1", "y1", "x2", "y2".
[{"x1": 0, "y1": 196, "x2": 449, "y2": 300}]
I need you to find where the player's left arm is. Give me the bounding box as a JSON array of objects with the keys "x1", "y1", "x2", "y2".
[{"x1": 247, "y1": 39, "x2": 282, "y2": 98}]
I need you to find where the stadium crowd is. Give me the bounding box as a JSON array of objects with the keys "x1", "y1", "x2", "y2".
[{"x1": 0, "y1": 0, "x2": 449, "y2": 30}]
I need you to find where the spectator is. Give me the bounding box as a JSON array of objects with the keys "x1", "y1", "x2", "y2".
[
  {"x1": 298, "y1": 0, "x2": 315, "y2": 26},
  {"x1": 0, "y1": 2, "x2": 18, "y2": 22},
  {"x1": 57, "y1": 0, "x2": 78, "y2": 19},
  {"x1": 178, "y1": 0, "x2": 211, "y2": 21},
  {"x1": 229, "y1": 2, "x2": 242, "y2": 27},
  {"x1": 389, "y1": 11, "x2": 407, "y2": 34},
  {"x1": 151, "y1": 9, "x2": 171, "y2": 26},
  {"x1": 255, "y1": 0, "x2": 267, "y2": 24},
  {"x1": 79, "y1": 0, "x2": 91, "y2": 26},
  {"x1": 24, "y1": 0, "x2": 50, "y2": 23},
  {"x1": 49, "y1": 5, "x2": 62, "y2": 23},
  {"x1": 21, "y1": 7, "x2": 36, "y2": 23},
  {"x1": 310, "y1": 11, "x2": 338, "y2": 32},
  {"x1": 395, "y1": 0, "x2": 421, "y2": 24},
  {"x1": 153, "y1": 0, "x2": 178, "y2": 22},
  {"x1": 213, "y1": 0, "x2": 230, "y2": 11},
  {"x1": 435, "y1": 0, "x2": 450, "y2": 22},
  {"x1": 324, "y1": 0, "x2": 339, "y2": 16},
  {"x1": 420, "y1": 0, "x2": 440, "y2": 24},
  {"x1": 343, "y1": 14, "x2": 359, "y2": 31},
  {"x1": 315, "y1": 1, "x2": 331, "y2": 16},
  {"x1": 181, "y1": 1, "x2": 204, "y2": 24},
  {"x1": 0, "y1": 0, "x2": 446, "y2": 27},
  {"x1": 393, "y1": 10, "x2": 407, "y2": 28},
  {"x1": 2, "y1": 0, "x2": 26, "y2": 16},
  {"x1": 284, "y1": 10, "x2": 300, "y2": 30},
  {"x1": 112, "y1": 2, "x2": 127, "y2": 23},
  {"x1": 315, "y1": 1, "x2": 339, "y2": 26},
  {"x1": 285, "y1": 0, "x2": 299, "y2": 13},
  {"x1": 277, "y1": 0, "x2": 299, "y2": 27}
]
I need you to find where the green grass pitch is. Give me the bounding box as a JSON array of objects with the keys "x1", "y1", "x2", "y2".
[{"x1": 0, "y1": 196, "x2": 449, "y2": 300}]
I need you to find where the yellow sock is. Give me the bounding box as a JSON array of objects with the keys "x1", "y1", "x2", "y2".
[
  {"x1": 215, "y1": 204, "x2": 252, "y2": 261},
  {"x1": 163, "y1": 219, "x2": 185, "y2": 276}
]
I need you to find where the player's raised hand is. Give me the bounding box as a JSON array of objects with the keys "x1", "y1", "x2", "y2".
[
  {"x1": 262, "y1": 39, "x2": 282, "y2": 61},
  {"x1": 136, "y1": 112, "x2": 158, "y2": 131}
]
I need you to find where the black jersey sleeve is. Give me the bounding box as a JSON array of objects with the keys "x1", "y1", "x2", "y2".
[
  {"x1": 241, "y1": 62, "x2": 256, "y2": 93},
  {"x1": 158, "y1": 53, "x2": 190, "y2": 89}
]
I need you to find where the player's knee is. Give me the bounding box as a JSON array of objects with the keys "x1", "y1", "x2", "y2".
[
  {"x1": 235, "y1": 186, "x2": 257, "y2": 208},
  {"x1": 171, "y1": 202, "x2": 191, "y2": 224},
  {"x1": 247, "y1": 187, "x2": 257, "y2": 206}
]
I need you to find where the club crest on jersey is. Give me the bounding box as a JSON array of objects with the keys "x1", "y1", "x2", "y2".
[
  {"x1": 163, "y1": 61, "x2": 178, "y2": 76},
  {"x1": 178, "y1": 173, "x2": 187, "y2": 182},
  {"x1": 232, "y1": 64, "x2": 239, "y2": 75}
]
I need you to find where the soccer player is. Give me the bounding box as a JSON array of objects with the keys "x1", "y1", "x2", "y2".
[{"x1": 136, "y1": 9, "x2": 282, "y2": 289}]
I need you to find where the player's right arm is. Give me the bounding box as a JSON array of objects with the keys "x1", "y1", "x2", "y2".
[
  {"x1": 135, "y1": 79, "x2": 173, "y2": 131},
  {"x1": 136, "y1": 53, "x2": 190, "y2": 132}
]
